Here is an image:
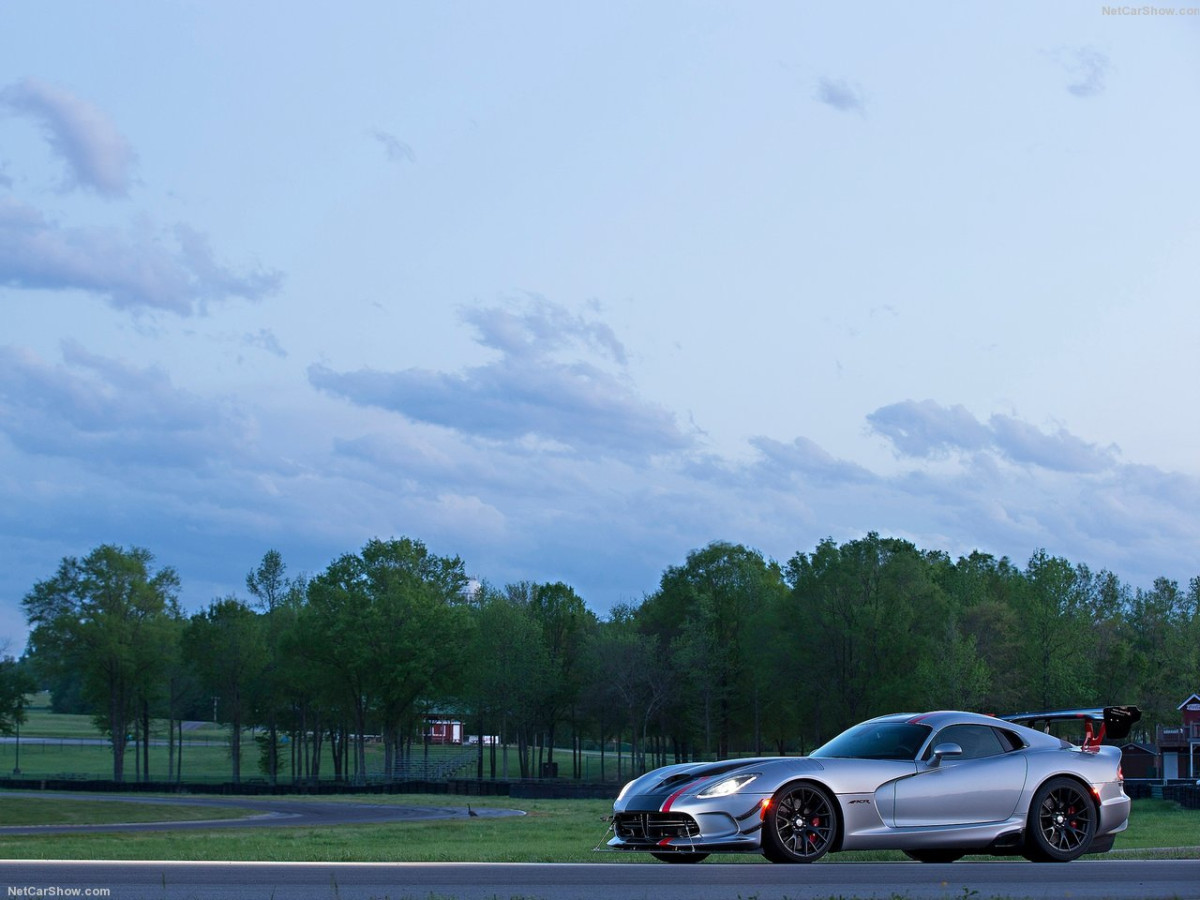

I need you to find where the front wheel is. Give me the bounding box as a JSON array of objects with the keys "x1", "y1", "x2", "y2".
[
  {"x1": 761, "y1": 782, "x2": 838, "y2": 863},
  {"x1": 1023, "y1": 777, "x2": 1096, "y2": 862},
  {"x1": 650, "y1": 851, "x2": 708, "y2": 864}
]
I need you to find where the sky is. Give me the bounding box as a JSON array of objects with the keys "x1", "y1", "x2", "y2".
[{"x1": 2, "y1": 2, "x2": 1198, "y2": 652}]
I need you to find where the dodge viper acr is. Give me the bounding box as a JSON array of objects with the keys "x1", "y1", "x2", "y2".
[{"x1": 607, "y1": 706, "x2": 1139, "y2": 864}]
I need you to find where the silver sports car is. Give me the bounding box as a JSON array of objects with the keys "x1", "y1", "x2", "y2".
[{"x1": 607, "y1": 706, "x2": 1138, "y2": 864}]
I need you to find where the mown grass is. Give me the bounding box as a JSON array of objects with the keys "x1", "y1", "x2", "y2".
[
  {"x1": 0, "y1": 795, "x2": 621, "y2": 862},
  {"x1": 0, "y1": 797, "x2": 257, "y2": 826},
  {"x1": 3, "y1": 698, "x2": 476, "y2": 783},
  {"x1": 0, "y1": 793, "x2": 1195, "y2": 863}
]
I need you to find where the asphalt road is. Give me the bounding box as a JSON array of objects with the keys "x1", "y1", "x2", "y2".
[
  {"x1": 0, "y1": 791, "x2": 523, "y2": 834},
  {"x1": 1, "y1": 859, "x2": 1198, "y2": 900}
]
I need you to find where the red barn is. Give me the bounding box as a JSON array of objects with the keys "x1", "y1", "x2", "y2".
[
  {"x1": 424, "y1": 716, "x2": 464, "y2": 744},
  {"x1": 1157, "y1": 693, "x2": 1200, "y2": 780}
]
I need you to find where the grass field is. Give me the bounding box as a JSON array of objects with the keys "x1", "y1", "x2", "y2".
[
  {"x1": 3, "y1": 699, "x2": 1197, "y2": 864},
  {"x1": 0, "y1": 797, "x2": 258, "y2": 827},
  {"x1": 2, "y1": 696, "x2": 480, "y2": 782},
  {"x1": 0, "y1": 793, "x2": 1194, "y2": 863}
]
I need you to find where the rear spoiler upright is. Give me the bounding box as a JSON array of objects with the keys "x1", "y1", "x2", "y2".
[{"x1": 1001, "y1": 705, "x2": 1141, "y2": 750}]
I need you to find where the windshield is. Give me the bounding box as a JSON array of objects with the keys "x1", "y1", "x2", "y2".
[{"x1": 810, "y1": 722, "x2": 931, "y2": 760}]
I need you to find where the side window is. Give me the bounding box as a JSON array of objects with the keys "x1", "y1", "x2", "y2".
[
  {"x1": 926, "y1": 724, "x2": 1007, "y2": 760},
  {"x1": 995, "y1": 728, "x2": 1025, "y2": 752}
]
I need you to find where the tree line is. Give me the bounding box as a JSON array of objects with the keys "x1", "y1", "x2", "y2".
[{"x1": 8, "y1": 533, "x2": 1199, "y2": 784}]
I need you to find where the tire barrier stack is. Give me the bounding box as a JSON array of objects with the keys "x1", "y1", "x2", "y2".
[{"x1": 1162, "y1": 782, "x2": 1200, "y2": 809}]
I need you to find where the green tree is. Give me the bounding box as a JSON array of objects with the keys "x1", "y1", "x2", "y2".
[
  {"x1": 647, "y1": 542, "x2": 787, "y2": 758},
  {"x1": 21, "y1": 545, "x2": 180, "y2": 782},
  {"x1": 1011, "y1": 550, "x2": 1094, "y2": 710},
  {"x1": 786, "y1": 534, "x2": 943, "y2": 743},
  {"x1": 463, "y1": 583, "x2": 550, "y2": 779},
  {"x1": 246, "y1": 549, "x2": 293, "y2": 784},
  {"x1": 300, "y1": 537, "x2": 470, "y2": 783},
  {"x1": 528, "y1": 581, "x2": 595, "y2": 776},
  {"x1": 932, "y1": 551, "x2": 1022, "y2": 712},
  {"x1": 583, "y1": 609, "x2": 674, "y2": 776},
  {"x1": 183, "y1": 597, "x2": 266, "y2": 783},
  {"x1": 0, "y1": 656, "x2": 36, "y2": 735},
  {"x1": 1126, "y1": 576, "x2": 1198, "y2": 733}
]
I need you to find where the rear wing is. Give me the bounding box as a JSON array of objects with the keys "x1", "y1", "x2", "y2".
[{"x1": 1001, "y1": 705, "x2": 1141, "y2": 750}]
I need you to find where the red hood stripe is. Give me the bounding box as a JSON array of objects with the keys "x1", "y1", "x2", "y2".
[{"x1": 662, "y1": 779, "x2": 706, "y2": 812}]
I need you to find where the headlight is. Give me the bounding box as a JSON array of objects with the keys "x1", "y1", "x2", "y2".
[
  {"x1": 615, "y1": 779, "x2": 636, "y2": 803},
  {"x1": 697, "y1": 773, "x2": 758, "y2": 798}
]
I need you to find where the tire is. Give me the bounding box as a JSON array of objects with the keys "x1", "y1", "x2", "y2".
[
  {"x1": 761, "y1": 782, "x2": 838, "y2": 863},
  {"x1": 1023, "y1": 777, "x2": 1096, "y2": 862},
  {"x1": 903, "y1": 849, "x2": 965, "y2": 863},
  {"x1": 650, "y1": 851, "x2": 709, "y2": 864}
]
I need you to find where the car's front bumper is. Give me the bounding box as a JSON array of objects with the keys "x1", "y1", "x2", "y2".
[{"x1": 606, "y1": 794, "x2": 769, "y2": 853}]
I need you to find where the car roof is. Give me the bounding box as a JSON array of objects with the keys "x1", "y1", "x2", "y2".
[{"x1": 864, "y1": 710, "x2": 1066, "y2": 748}]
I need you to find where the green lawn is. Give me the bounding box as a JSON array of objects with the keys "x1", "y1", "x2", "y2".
[
  {"x1": 0, "y1": 794, "x2": 1194, "y2": 863},
  {"x1": 4, "y1": 699, "x2": 1196, "y2": 864},
  {"x1": 4, "y1": 696, "x2": 477, "y2": 782},
  {"x1": 0, "y1": 797, "x2": 258, "y2": 826}
]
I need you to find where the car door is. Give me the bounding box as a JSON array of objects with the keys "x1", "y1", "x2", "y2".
[{"x1": 890, "y1": 724, "x2": 1028, "y2": 827}]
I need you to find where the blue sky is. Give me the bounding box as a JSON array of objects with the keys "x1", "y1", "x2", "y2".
[{"x1": 3, "y1": 2, "x2": 1198, "y2": 650}]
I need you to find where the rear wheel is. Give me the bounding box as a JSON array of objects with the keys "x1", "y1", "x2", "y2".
[
  {"x1": 650, "y1": 851, "x2": 708, "y2": 864},
  {"x1": 903, "y1": 849, "x2": 965, "y2": 863},
  {"x1": 1023, "y1": 777, "x2": 1096, "y2": 862},
  {"x1": 761, "y1": 782, "x2": 838, "y2": 863}
]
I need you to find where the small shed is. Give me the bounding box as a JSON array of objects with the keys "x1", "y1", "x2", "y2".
[
  {"x1": 1120, "y1": 743, "x2": 1159, "y2": 780},
  {"x1": 423, "y1": 716, "x2": 464, "y2": 744},
  {"x1": 1179, "y1": 693, "x2": 1200, "y2": 733},
  {"x1": 1179, "y1": 693, "x2": 1200, "y2": 779}
]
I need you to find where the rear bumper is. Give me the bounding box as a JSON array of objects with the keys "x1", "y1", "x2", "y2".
[{"x1": 1095, "y1": 785, "x2": 1131, "y2": 837}]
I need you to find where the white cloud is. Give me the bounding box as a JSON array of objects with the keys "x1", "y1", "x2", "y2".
[
  {"x1": 868, "y1": 400, "x2": 1117, "y2": 474},
  {"x1": 308, "y1": 298, "x2": 688, "y2": 459},
  {"x1": 0, "y1": 341, "x2": 248, "y2": 468},
  {"x1": 814, "y1": 76, "x2": 868, "y2": 115},
  {"x1": 0, "y1": 197, "x2": 281, "y2": 314},
  {"x1": 867, "y1": 401, "x2": 992, "y2": 458},
  {"x1": 371, "y1": 129, "x2": 415, "y2": 163},
  {"x1": 0, "y1": 78, "x2": 136, "y2": 197},
  {"x1": 1064, "y1": 46, "x2": 1110, "y2": 98}
]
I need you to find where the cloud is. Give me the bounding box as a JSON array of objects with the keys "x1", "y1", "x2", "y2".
[
  {"x1": 986, "y1": 414, "x2": 1116, "y2": 473},
  {"x1": 747, "y1": 435, "x2": 876, "y2": 487},
  {"x1": 867, "y1": 400, "x2": 992, "y2": 457},
  {"x1": 243, "y1": 328, "x2": 287, "y2": 358},
  {"x1": 0, "y1": 78, "x2": 136, "y2": 197},
  {"x1": 372, "y1": 129, "x2": 415, "y2": 163},
  {"x1": 309, "y1": 298, "x2": 688, "y2": 459},
  {"x1": 1064, "y1": 47, "x2": 1110, "y2": 98},
  {"x1": 0, "y1": 197, "x2": 281, "y2": 314},
  {"x1": 0, "y1": 341, "x2": 246, "y2": 468},
  {"x1": 868, "y1": 399, "x2": 1119, "y2": 474},
  {"x1": 2, "y1": 331, "x2": 1197, "y2": 645},
  {"x1": 814, "y1": 76, "x2": 867, "y2": 115}
]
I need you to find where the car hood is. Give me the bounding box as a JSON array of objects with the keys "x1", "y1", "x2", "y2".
[{"x1": 616, "y1": 757, "x2": 825, "y2": 810}]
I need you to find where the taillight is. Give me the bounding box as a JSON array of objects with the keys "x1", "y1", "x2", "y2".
[{"x1": 1117, "y1": 764, "x2": 1124, "y2": 783}]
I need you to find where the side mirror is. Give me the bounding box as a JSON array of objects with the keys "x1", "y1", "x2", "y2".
[{"x1": 930, "y1": 742, "x2": 963, "y2": 767}]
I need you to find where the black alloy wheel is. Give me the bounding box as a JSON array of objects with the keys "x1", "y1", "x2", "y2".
[
  {"x1": 1024, "y1": 777, "x2": 1096, "y2": 862},
  {"x1": 761, "y1": 782, "x2": 838, "y2": 863}
]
